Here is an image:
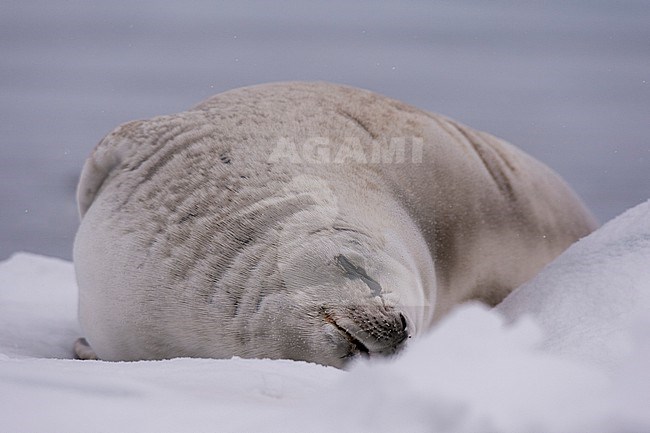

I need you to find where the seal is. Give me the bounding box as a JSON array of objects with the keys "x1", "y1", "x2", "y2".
[{"x1": 73, "y1": 82, "x2": 597, "y2": 368}]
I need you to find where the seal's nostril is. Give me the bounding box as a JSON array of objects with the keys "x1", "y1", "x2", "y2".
[
  {"x1": 399, "y1": 313, "x2": 408, "y2": 332},
  {"x1": 394, "y1": 313, "x2": 409, "y2": 346}
]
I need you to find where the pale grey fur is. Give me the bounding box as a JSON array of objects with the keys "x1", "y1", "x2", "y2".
[{"x1": 74, "y1": 82, "x2": 597, "y2": 367}]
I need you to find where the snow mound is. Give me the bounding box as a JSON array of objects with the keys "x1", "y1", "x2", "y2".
[
  {"x1": 281, "y1": 305, "x2": 610, "y2": 433},
  {"x1": 497, "y1": 198, "x2": 650, "y2": 371},
  {"x1": 0, "y1": 253, "x2": 80, "y2": 359},
  {"x1": 1, "y1": 199, "x2": 649, "y2": 432}
]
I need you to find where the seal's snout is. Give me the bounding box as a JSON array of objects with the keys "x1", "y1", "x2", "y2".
[{"x1": 324, "y1": 307, "x2": 409, "y2": 361}]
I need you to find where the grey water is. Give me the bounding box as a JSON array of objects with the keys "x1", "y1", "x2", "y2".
[{"x1": 1, "y1": 0, "x2": 648, "y2": 261}]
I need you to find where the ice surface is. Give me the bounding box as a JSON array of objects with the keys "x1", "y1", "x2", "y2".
[{"x1": 1, "y1": 200, "x2": 649, "y2": 432}]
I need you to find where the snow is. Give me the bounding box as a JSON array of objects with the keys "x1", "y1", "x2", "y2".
[
  {"x1": 497, "y1": 197, "x2": 650, "y2": 371},
  {"x1": 1, "y1": 199, "x2": 650, "y2": 432}
]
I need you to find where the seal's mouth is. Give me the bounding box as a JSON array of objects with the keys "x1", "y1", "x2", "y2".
[
  {"x1": 323, "y1": 313, "x2": 370, "y2": 358},
  {"x1": 322, "y1": 309, "x2": 409, "y2": 361}
]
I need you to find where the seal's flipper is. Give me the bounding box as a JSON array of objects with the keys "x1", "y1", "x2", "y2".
[
  {"x1": 76, "y1": 120, "x2": 147, "y2": 219},
  {"x1": 74, "y1": 337, "x2": 98, "y2": 360}
]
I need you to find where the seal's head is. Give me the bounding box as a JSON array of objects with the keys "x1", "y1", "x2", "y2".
[
  {"x1": 217, "y1": 174, "x2": 433, "y2": 368},
  {"x1": 239, "y1": 222, "x2": 417, "y2": 368},
  {"x1": 248, "y1": 281, "x2": 410, "y2": 367}
]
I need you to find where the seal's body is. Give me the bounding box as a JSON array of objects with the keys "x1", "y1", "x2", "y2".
[{"x1": 74, "y1": 82, "x2": 596, "y2": 367}]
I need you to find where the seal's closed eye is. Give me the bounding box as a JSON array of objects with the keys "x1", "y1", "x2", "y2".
[{"x1": 335, "y1": 254, "x2": 383, "y2": 297}]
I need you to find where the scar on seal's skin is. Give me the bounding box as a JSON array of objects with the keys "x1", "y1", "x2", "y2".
[{"x1": 335, "y1": 254, "x2": 383, "y2": 297}]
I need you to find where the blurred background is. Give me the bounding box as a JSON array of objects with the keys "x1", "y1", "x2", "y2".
[{"x1": 1, "y1": 0, "x2": 648, "y2": 261}]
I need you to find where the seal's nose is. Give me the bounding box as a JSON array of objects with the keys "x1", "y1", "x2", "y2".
[{"x1": 325, "y1": 307, "x2": 409, "y2": 359}]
